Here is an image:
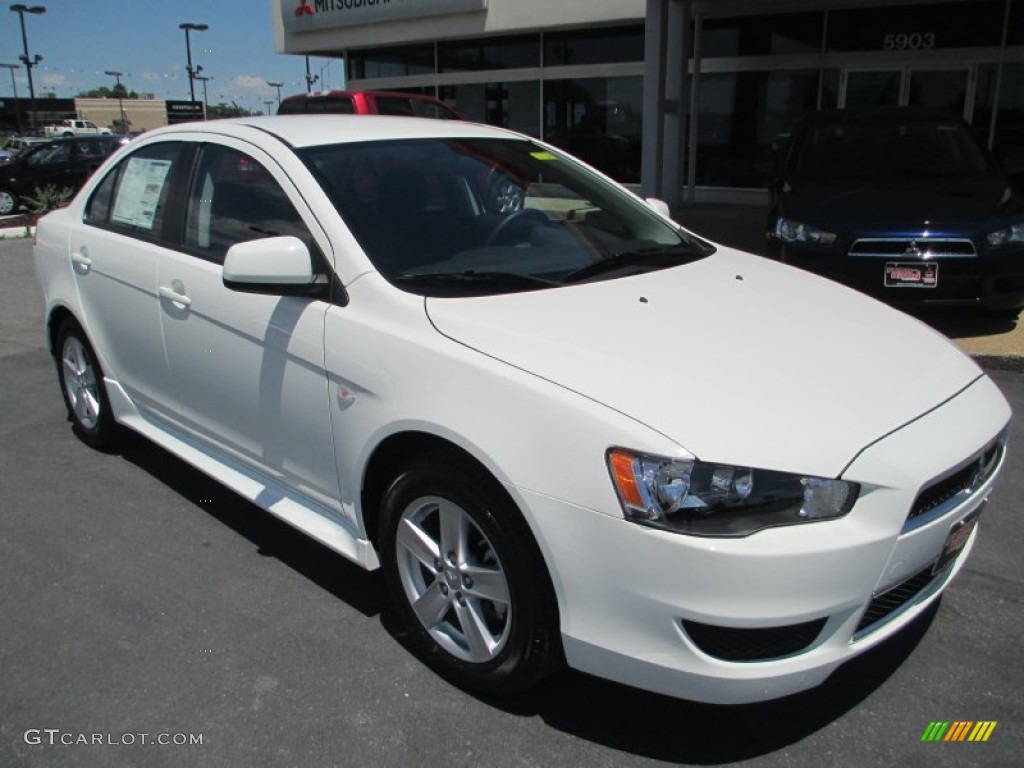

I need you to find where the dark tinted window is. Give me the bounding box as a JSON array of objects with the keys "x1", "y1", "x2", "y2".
[
  {"x1": 544, "y1": 26, "x2": 644, "y2": 66},
  {"x1": 184, "y1": 145, "x2": 310, "y2": 263},
  {"x1": 827, "y1": 1, "x2": 1004, "y2": 51},
  {"x1": 84, "y1": 165, "x2": 120, "y2": 226},
  {"x1": 439, "y1": 35, "x2": 539, "y2": 72},
  {"x1": 348, "y1": 44, "x2": 435, "y2": 79},
  {"x1": 701, "y1": 13, "x2": 822, "y2": 57}
]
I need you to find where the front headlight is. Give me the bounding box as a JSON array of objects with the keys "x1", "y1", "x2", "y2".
[
  {"x1": 986, "y1": 222, "x2": 1024, "y2": 247},
  {"x1": 607, "y1": 448, "x2": 858, "y2": 537},
  {"x1": 774, "y1": 217, "x2": 837, "y2": 246}
]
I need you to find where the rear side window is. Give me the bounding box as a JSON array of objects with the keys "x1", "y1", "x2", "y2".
[
  {"x1": 278, "y1": 95, "x2": 356, "y2": 114},
  {"x1": 184, "y1": 145, "x2": 311, "y2": 263},
  {"x1": 375, "y1": 97, "x2": 416, "y2": 117}
]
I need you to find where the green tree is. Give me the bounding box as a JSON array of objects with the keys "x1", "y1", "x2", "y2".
[
  {"x1": 207, "y1": 102, "x2": 259, "y2": 119},
  {"x1": 76, "y1": 84, "x2": 139, "y2": 99}
]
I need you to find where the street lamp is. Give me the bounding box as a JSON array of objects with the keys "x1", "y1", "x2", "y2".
[
  {"x1": 0, "y1": 62, "x2": 22, "y2": 134},
  {"x1": 10, "y1": 4, "x2": 46, "y2": 134},
  {"x1": 304, "y1": 56, "x2": 318, "y2": 93},
  {"x1": 178, "y1": 22, "x2": 208, "y2": 107},
  {"x1": 263, "y1": 100, "x2": 275, "y2": 115},
  {"x1": 104, "y1": 70, "x2": 127, "y2": 133},
  {"x1": 194, "y1": 74, "x2": 212, "y2": 118},
  {"x1": 267, "y1": 81, "x2": 284, "y2": 107}
]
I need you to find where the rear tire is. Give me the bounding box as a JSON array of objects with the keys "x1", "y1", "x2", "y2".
[
  {"x1": 0, "y1": 188, "x2": 16, "y2": 216},
  {"x1": 55, "y1": 320, "x2": 120, "y2": 449},
  {"x1": 379, "y1": 451, "x2": 561, "y2": 695}
]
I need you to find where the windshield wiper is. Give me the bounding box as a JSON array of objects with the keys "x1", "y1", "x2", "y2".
[
  {"x1": 562, "y1": 246, "x2": 708, "y2": 284},
  {"x1": 395, "y1": 270, "x2": 562, "y2": 288}
]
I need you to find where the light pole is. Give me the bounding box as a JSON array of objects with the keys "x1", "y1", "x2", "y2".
[
  {"x1": 304, "y1": 56, "x2": 318, "y2": 93},
  {"x1": 263, "y1": 100, "x2": 275, "y2": 115},
  {"x1": 194, "y1": 74, "x2": 211, "y2": 118},
  {"x1": 178, "y1": 22, "x2": 208, "y2": 107},
  {"x1": 0, "y1": 62, "x2": 22, "y2": 134},
  {"x1": 104, "y1": 70, "x2": 127, "y2": 133},
  {"x1": 267, "y1": 81, "x2": 283, "y2": 108},
  {"x1": 10, "y1": 4, "x2": 46, "y2": 134}
]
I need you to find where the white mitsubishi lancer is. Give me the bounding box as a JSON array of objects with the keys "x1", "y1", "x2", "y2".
[{"x1": 34, "y1": 115, "x2": 1009, "y2": 704}]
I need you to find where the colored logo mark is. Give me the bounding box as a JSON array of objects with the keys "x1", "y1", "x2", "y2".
[
  {"x1": 295, "y1": 0, "x2": 314, "y2": 16},
  {"x1": 921, "y1": 721, "x2": 997, "y2": 742}
]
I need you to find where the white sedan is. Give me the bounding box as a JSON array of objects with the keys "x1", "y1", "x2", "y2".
[{"x1": 34, "y1": 116, "x2": 1010, "y2": 704}]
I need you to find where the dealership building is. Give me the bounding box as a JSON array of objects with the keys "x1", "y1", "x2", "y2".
[{"x1": 275, "y1": 0, "x2": 1024, "y2": 204}]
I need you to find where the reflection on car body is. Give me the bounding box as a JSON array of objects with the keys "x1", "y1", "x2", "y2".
[{"x1": 33, "y1": 115, "x2": 1010, "y2": 705}]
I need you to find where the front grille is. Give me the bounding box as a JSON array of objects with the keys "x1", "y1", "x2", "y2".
[
  {"x1": 849, "y1": 238, "x2": 976, "y2": 258},
  {"x1": 907, "y1": 435, "x2": 1005, "y2": 527},
  {"x1": 854, "y1": 566, "x2": 935, "y2": 636},
  {"x1": 682, "y1": 618, "x2": 826, "y2": 662}
]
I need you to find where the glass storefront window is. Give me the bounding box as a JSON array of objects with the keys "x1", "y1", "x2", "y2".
[
  {"x1": 827, "y1": 1, "x2": 1004, "y2": 51},
  {"x1": 544, "y1": 26, "x2": 644, "y2": 66},
  {"x1": 700, "y1": 12, "x2": 823, "y2": 57},
  {"x1": 695, "y1": 70, "x2": 820, "y2": 188},
  {"x1": 977, "y1": 63, "x2": 1024, "y2": 170},
  {"x1": 440, "y1": 82, "x2": 541, "y2": 137},
  {"x1": 439, "y1": 35, "x2": 540, "y2": 72},
  {"x1": 348, "y1": 44, "x2": 435, "y2": 79},
  {"x1": 544, "y1": 77, "x2": 643, "y2": 183}
]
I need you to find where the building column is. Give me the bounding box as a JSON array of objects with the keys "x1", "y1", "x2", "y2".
[{"x1": 641, "y1": 0, "x2": 689, "y2": 206}]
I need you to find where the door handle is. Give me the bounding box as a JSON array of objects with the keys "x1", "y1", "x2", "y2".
[
  {"x1": 159, "y1": 282, "x2": 192, "y2": 307},
  {"x1": 71, "y1": 247, "x2": 92, "y2": 271}
]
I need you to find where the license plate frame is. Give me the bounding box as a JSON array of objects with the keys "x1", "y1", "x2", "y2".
[
  {"x1": 884, "y1": 261, "x2": 939, "y2": 288},
  {"x1": 933, "y1": 506, "x2": 982, "y2": 574}
]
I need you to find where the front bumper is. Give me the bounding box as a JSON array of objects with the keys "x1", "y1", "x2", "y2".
[
  {"x1": 517, "y1": 375, "x2": 1009, "y2": 704},
  {"x1": 777, "y1": 243, "x2": 1024, "y2": 310}
]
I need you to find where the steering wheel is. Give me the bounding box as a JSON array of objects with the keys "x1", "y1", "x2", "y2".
[{"x1": 485, "y1": 208, "x2": 550, "y2": 246}]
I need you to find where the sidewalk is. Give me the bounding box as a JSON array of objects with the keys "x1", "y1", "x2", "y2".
[{"x1": 674, "y1": 203, "x2": 1024, "y2": 371}]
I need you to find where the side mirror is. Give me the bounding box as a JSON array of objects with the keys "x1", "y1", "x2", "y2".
[
  {"x1": 645, "y1": 197, "x2": 672, "y2": 219},
  {"x1": 222, "y1": 236, "x2": 320, "y2": 296}
]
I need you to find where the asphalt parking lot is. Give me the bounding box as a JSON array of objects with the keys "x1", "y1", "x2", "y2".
[{"x1": 1, "y1": 236, "x2": 1022, "y2": 767}]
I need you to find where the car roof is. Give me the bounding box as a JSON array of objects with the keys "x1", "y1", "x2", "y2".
[
  {"x1": 134, "y1": 115, "x2": 524, "y2": 150},
  {"x1": 283, "y1": 89, "x2": 448, "y2": 101}
]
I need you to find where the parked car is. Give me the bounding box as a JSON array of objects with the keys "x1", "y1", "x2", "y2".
[
  {"x1": 0, "y1": 135, "x2": 121, "y2": 215},
  {"x1": 278, "y1": 89, "x2": 462, "y2": 119},
  {"x1": 3, "y1": 135, "x2": 50, "y2": 155},
  {"x1": 42, "y1": 119, "x2": 113, "y2": 138},
  {"x1": 767, "y1": 107, "x2": 1024, "y2": 311},
  {"x1": 34, "y1": 115, "x2": 1009, "y2": 704}
]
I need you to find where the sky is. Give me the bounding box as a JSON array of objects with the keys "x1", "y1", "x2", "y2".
[{"x1": 1, "y1": 1, "x2": 346, "y2": 112}]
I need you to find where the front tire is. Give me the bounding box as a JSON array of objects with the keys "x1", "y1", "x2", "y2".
[
  {"x1": 55, "y1": 320, "x2": 120, "y2": 448},
  {"x1": 0, "y1": 188, "x2": 17, "y2": 216},
  {"x1": 379, "y1": 452, "x2": 561, "y2": 695}
]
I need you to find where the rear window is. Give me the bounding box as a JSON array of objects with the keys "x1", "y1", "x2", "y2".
[{"x1": 278, "y1": 96, "x2": 356, "y2": 115}]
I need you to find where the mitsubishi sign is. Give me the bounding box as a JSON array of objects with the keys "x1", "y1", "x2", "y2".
[{"x1": 284, "y1": 0, "x2": 487, "y2": 32}]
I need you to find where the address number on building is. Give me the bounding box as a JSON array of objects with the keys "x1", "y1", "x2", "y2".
[{"x1": 882, "y1": 32, "x2": 936, "y2": 50}]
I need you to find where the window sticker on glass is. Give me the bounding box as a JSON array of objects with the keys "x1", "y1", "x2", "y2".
[
  {"x1": 111, "y1": 157, "x2": 173, "y2": 230},
  {"x1": 530, "y1": 151, "x2": 558, "y2": 161}
]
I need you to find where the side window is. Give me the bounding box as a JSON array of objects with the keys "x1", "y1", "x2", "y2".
[
  {"x1": 321, "y1": 97, "x2": 355, "y2": 114},
  {"x1": 27, "y1": 143, "x2": 71, "y2": 167},
  {"x1": 107, "y1": 143, "x2": 183, "y2": 235},
  {"x1": 184, "y1": 145, "x2": 312, "y2": 263},
  {"x1": 84, "y1": 166, "x2": 120, "y2": 226},
  {"x1": 375, "y1": 97, "x2": 416, "y2": 117}
]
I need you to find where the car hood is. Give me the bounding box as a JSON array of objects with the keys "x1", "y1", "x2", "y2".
[
  {"x1": 425, "y1": 247, "x2": 981, "y2": 478},
  {"x1": 781, "y1": 173, "x2": 1016, "y2": 229}
]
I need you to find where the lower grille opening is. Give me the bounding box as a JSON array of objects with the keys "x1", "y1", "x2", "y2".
[
  {"x1": 855, "y1": 566, "x2": 935, "y2": 636},
  {"x1": 682, "y1": 618, "x2": 827, "y2": 662}
]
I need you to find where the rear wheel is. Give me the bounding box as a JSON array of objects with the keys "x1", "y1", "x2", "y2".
[
  {"x1": 379, "y1": 452, "x2": 561, "y2": 695},
  {"x1": 55, "y1": 320, "x2": 120, "y2": 448}
]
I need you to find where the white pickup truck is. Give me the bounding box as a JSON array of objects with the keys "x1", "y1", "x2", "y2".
[{"x1": 42, "y1": 119, "x2": 113, "y2": 138}]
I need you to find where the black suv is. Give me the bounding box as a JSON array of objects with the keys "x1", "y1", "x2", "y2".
[
  {"x1": 767, "y1": 108, "x2": 1024, "y2": 311},
  {"x1": 0, "y1": 135, "x2": 122, "y2": 215}
]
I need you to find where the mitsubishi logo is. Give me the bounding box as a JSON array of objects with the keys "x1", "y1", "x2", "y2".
[
  {"x1": 295, "y1": 0, "x2": 314, "y2": 16},
  {"x1": 905, "y1": 240, "x2": 923, "y2": 258}
]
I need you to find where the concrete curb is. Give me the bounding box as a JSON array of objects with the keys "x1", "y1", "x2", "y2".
[{"x1": 0, "y1": 226, "x2": 35, "y2": 240}]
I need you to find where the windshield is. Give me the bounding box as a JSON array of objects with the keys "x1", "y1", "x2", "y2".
[
  {"x1": 793, "y1": 118, "x2": 991, "y2": 179},
  {"x1": 301, "y1": 137, "x2": 712, "y2": 296}
]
